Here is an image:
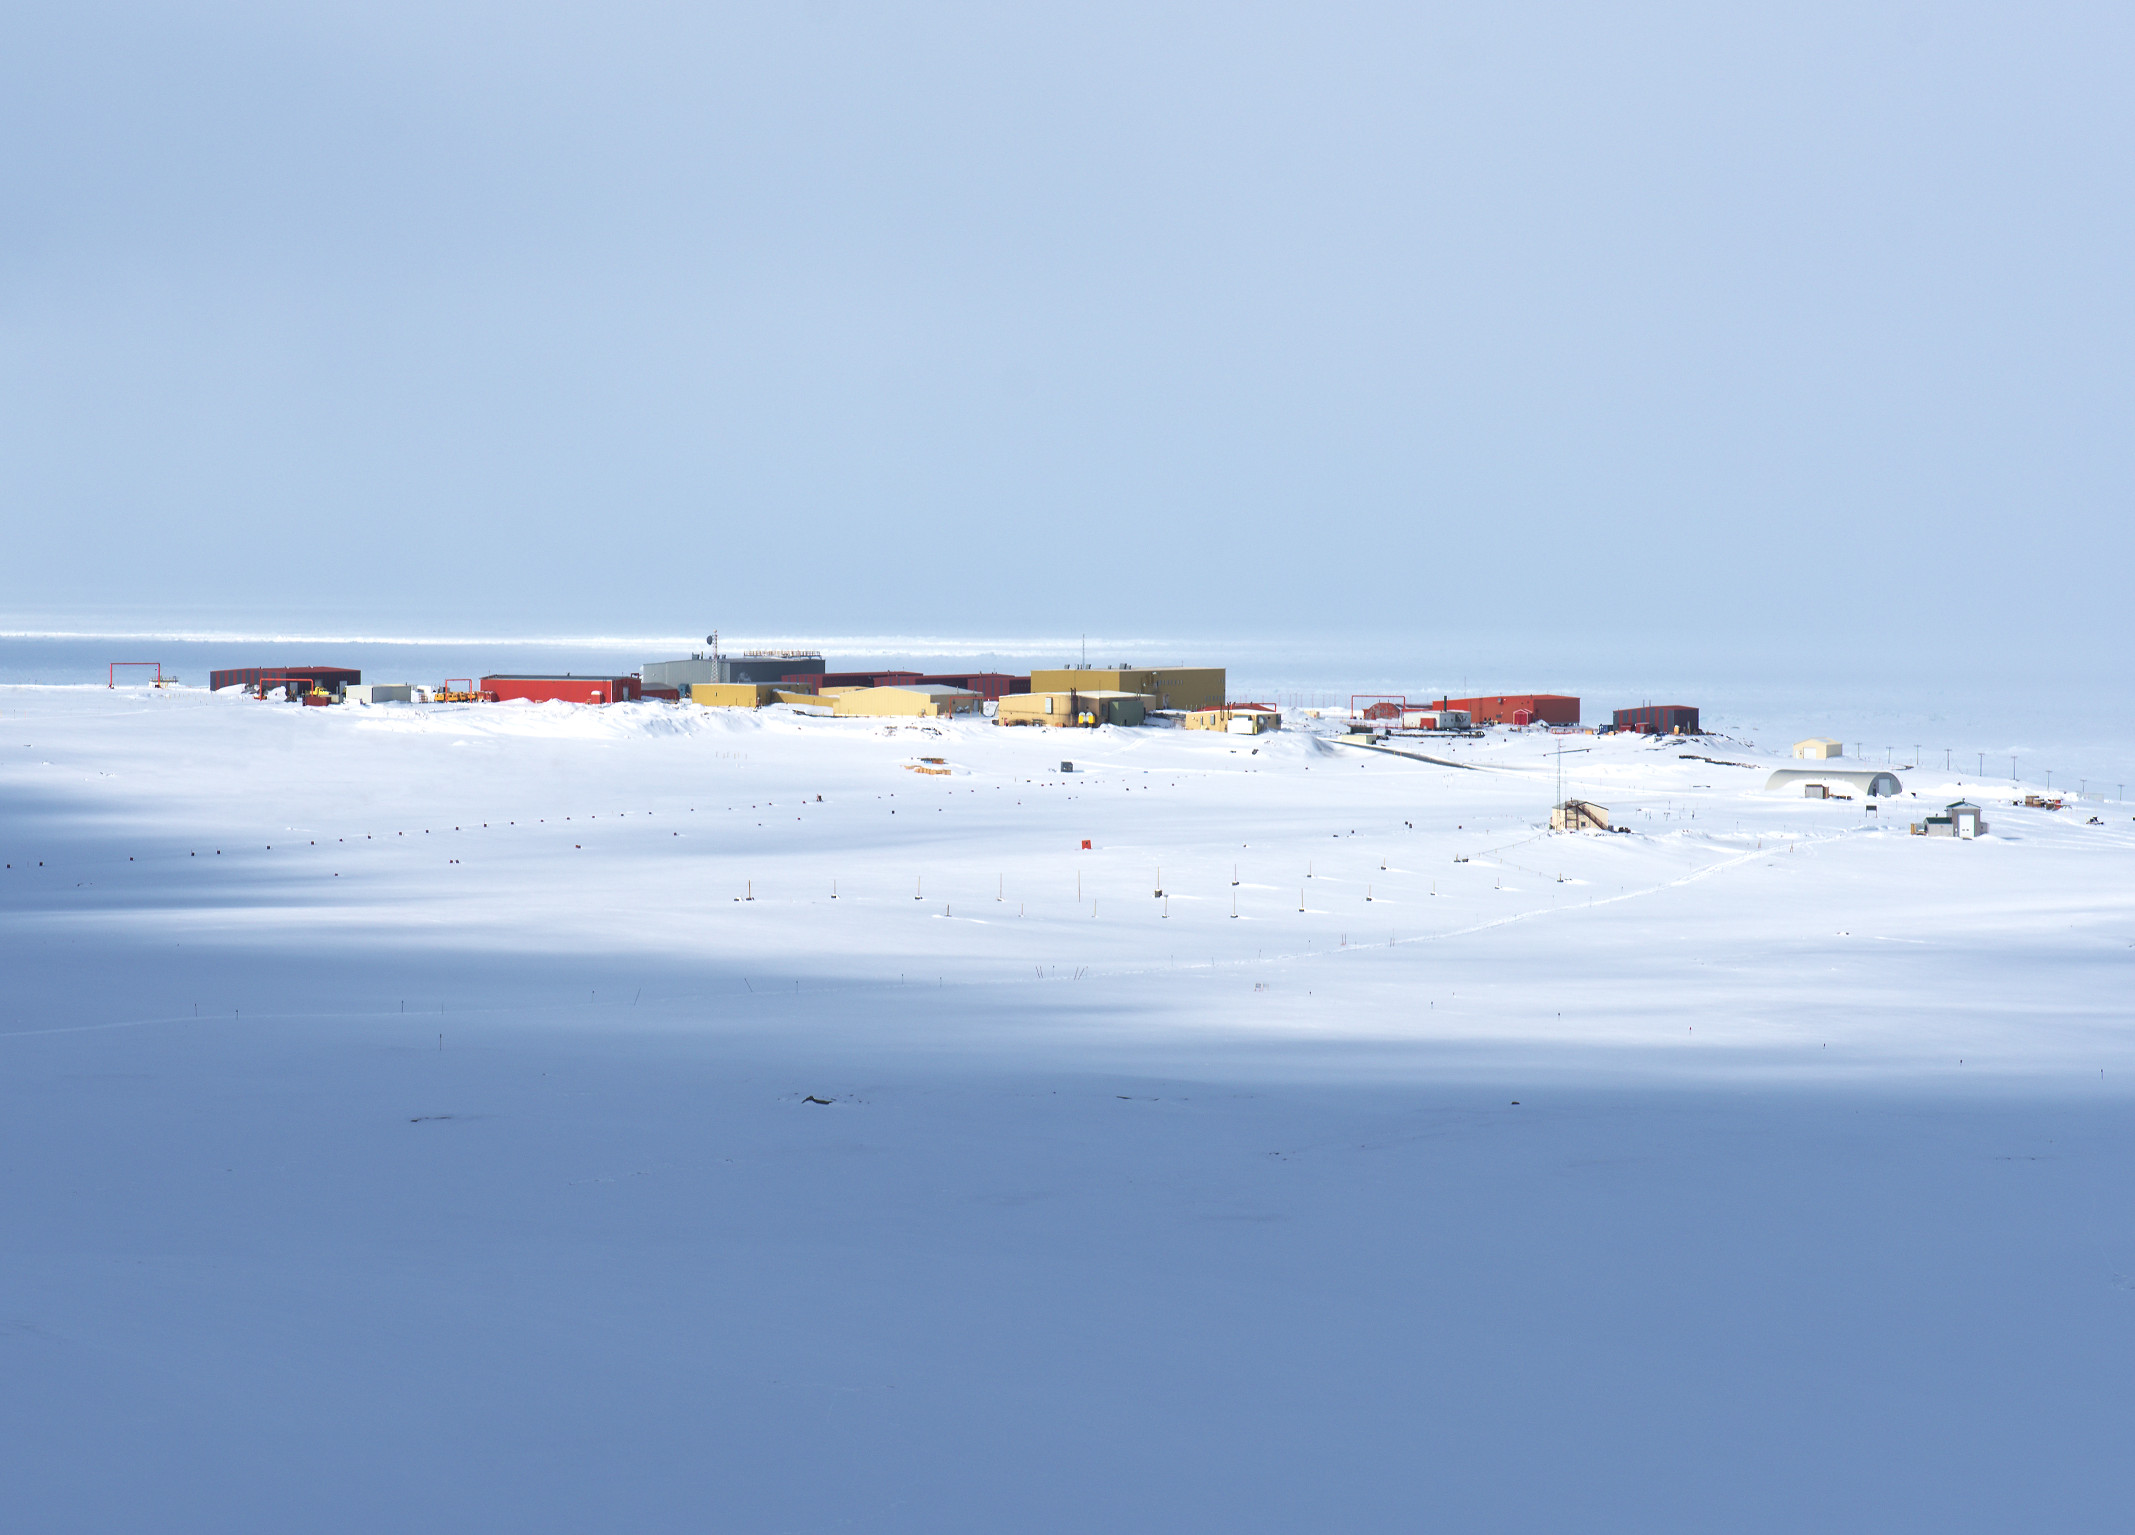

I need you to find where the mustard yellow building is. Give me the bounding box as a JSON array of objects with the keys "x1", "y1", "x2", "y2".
[
  {"x1": 692, "y1": 682, "x2": 790, "y2": 708},
  {"x1": 1027, "y1": 667, "x2": 1224, "y2": 713},
  {"x1": 1183, "y1": 704, "x2": 1281, "y2": 734},
  {"x1": 997, "y1": 690, "x2": 1153, "y2": 728},
  {"x1": 830, "y1": 685, "x2": 981, "y2": 719}
]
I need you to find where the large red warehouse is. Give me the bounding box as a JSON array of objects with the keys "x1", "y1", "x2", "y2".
[
  {"x1": 481, "y1": 674, "x2": 641, "y2": 705},
  {"x1": 1430, "y1": 693, "x2": 1580, "y2": 726}
]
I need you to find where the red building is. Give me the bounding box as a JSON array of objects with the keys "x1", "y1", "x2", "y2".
[
  {"x1": 918, "y1": 673, "x2": 1029, "y2": 702},
  {"x1": 814, "y1": 670, "x2": 923, "y2": 690},
  {"x1": 1431, "y1": 693, "x2": 1580, "y2": 726},
  {"x1": 481, "y1": 674, "x2": 641, "y2": 705}
]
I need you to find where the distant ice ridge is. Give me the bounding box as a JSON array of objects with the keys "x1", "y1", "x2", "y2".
[{"x1": 0, "y1": 627, "x2": 1220, "y2": 658}]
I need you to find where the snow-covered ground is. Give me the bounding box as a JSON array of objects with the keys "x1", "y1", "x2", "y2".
[{"x1": 5, "y1": 685, "x2": 2133, "y2": 1531}]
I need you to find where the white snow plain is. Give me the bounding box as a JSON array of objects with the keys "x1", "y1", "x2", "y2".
[{"x1": 4, "y1": 685, "x2": 2133, "y2": 1533}]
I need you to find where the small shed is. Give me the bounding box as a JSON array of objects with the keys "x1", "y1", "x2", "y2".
[
  {"x1": 1912, "y1": 801, "x2": 1988, "y2": 839},
  {"x1": 345, "y1": 684, "x2": 413, "y2": 704},
  {"x1": 1184, "y1": 703, "x2": 1282, "y2": 734},
  {"x1": 1793, "y1": 738, "x2": 1843, "y2": 759},
  {"x1": 1403, "y1": 707, "x2": 1469, "y2": 730},
  {"x1": 1551, "y1": 799, "x2": 1611, "y2": 832}
]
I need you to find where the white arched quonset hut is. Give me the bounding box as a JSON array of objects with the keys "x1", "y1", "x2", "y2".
[{"x1": 1764, "y1": 768, "x2": 1902, "y2": 798}]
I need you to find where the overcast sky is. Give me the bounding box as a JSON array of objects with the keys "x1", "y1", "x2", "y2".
[{"x1": 3, "y1": 2, "x2": 2129, "y2": 665}]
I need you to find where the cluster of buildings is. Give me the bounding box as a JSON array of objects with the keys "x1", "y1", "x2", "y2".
[
  {"x1": 1351, "y1": 693, "x2": 1704, "y2": 735},
  {"x1": 202, "y1": 637, "x2": 1757, "y2": 743},
  {"x1": 207, "y1": 652, "x2": 1265, "y2": 731},
  {"x1": 205, "y1": 657, "x2": 1718, "y2": 741}
]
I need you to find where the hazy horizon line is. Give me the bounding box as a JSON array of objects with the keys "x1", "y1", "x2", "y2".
[{"x1": 0, "y1": 628, "x2": 1245, "y2": 657}]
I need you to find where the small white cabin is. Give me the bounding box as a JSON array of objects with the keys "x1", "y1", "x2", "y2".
[{"x1": 1913, "y1": 801, "x2": 1988, "y2": 839}]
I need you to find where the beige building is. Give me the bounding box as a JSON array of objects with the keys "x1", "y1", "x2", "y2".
[
  {"x1": 1028, "y1": 667, "x2": 1224, "y2": 713},
  {"x1": 1793, "y1": 738, "x2": 1843, "y2": 759},
  {"x1": 1912, "y1": 800, "x2": 1988, "y2": 839},
  {"x1": 830, "y1": 684, "x2": 981, "y2": 719},
  {"x1": 1183, "y1": 704, "x2": 1281, "y2": 734},
  {"x1": 692, "y1": 682, "x2": 795, "y2": 708},
  {"x1": 997, "y1": 690, "x2": 1152, "y2": 727},
  {"x1": 1551, "y1": 799, "x2": 1611, "y2": 832}
]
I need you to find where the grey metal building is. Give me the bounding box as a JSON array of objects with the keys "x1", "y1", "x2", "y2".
[{"x1": 642, "y1": 650, "x2": 826, "y2": 690}]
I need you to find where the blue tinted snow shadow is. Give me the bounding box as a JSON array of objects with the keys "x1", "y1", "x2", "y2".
[{"x1": 3, "y1": 981, "x2": 2132, "y2": 1535}]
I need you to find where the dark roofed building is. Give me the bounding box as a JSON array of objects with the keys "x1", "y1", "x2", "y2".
[
  {"x1": 1613, "y1": 705, "x2": 1700, "y2": 734},
  {"x1": 210, "y1": 666, "x2": 361, "y2": 694}
]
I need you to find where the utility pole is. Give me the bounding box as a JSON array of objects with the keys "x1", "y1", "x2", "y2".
[{"x1": 1552, "y1": 741, "x2": 1591, "y2": 827}]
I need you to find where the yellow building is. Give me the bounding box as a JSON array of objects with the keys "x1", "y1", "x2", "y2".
[
  {"x1": 692, "y1": 682, "x2": 789, "y2": 708},
  {"x1": 1183, "y1": 704, "x2": 1281, "y2": 734},
  {"x1": 997, "y1": 690, "x2": 1153, "y2": 727},
  {"x1": 1028, "y1": 667, "x2": 1224, "y2": 713},
  {"x1": 830, "y1": 684, "x2": 981, "y2": 719},
  {"x1": 1793, "y1": 738, "x2": 1843, "y2": 759}
]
